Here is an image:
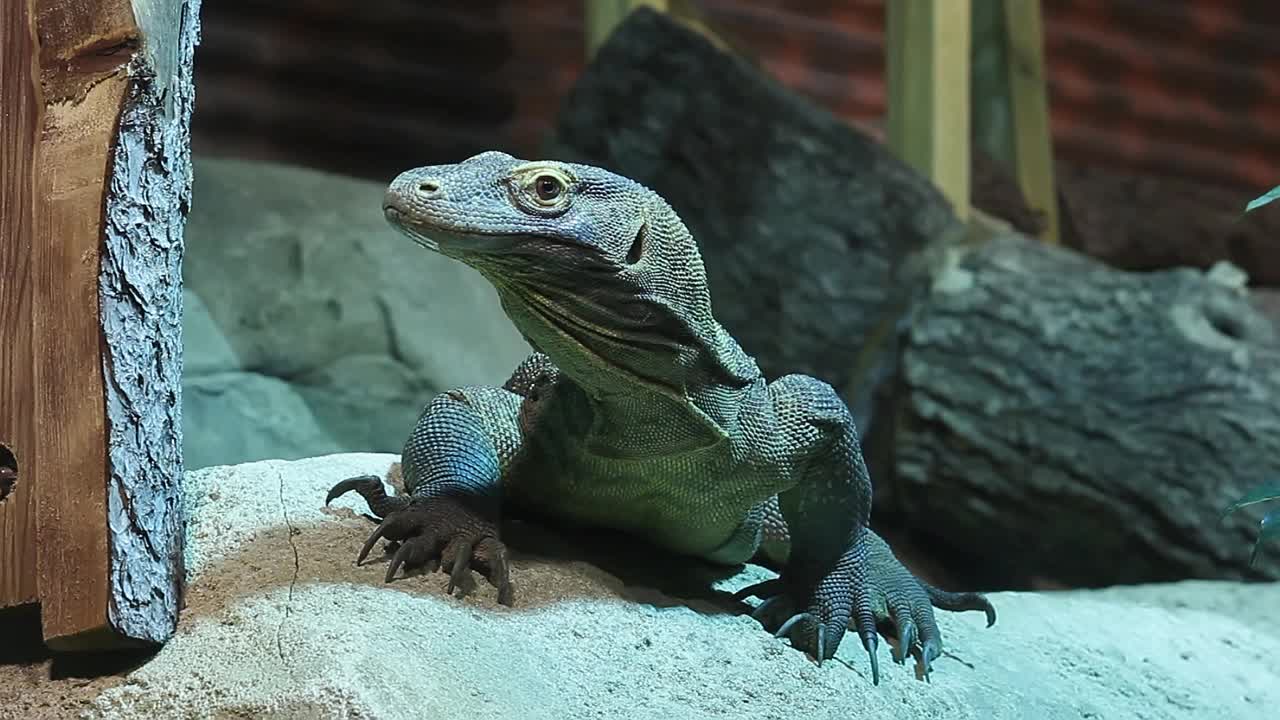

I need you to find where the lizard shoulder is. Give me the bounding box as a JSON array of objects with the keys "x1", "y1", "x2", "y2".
[{"x1": 763, "y1": 373, "x2": 855, "y2": 453}]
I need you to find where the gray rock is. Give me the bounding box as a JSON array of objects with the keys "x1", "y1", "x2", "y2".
[
  {"x1": 182, "y1": 373, "x2": 343, "y2": 471},
  {"x1": 180, "y1": 157, "x2": 530, "y2": 468},
  {"x1": 182, "y1": 288, "x2": 239, "y2": 375}
]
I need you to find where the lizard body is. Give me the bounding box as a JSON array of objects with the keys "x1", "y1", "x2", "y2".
[{"x1": 327, "y1": 151, "x2": 994, "y2": 682}]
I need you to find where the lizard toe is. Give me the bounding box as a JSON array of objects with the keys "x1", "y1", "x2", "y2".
[
  {"x1": 326, "y1": 474, "x2": 409, "y2": 520},
  {"x1": 471, "y1": 536, "x2": 514, "y2": 606},
  {"x1": 345, "y1": 495, "x2": 515, "y2": 604},
  {"x1": 385, "y1": 533, "x2": 443, "y2": 582},
  {"x1": 731, "y1": 577, "x2": 786, "y2": 603},
  {"x1": 443, "y1": 536, "x2": 476, "y2": 596},
  {"x1": 894, "y1": 618, "x2": 918, "y2": 665}
]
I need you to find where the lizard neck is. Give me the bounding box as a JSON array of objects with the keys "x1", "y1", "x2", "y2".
[{"x1": 493, "y1": 284, "x2": 761, "y2": 406}]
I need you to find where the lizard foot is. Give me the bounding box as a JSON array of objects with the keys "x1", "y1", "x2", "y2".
[
  {"x1": 326, "y1": 476, "x2": 513, "y2": 605},
  {"x1": 734, "y1": 532, "x2": 995, "y2": 684}
]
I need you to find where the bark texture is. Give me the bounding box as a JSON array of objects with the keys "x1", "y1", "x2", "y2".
[
  {"x1": 99, "y1": 0, "x2": 201, "y2": 643},
  {"x1": 888, "y1": 236, "x2": 1280, "y2": 585}
]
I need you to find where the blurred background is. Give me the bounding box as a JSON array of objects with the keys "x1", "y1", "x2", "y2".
[{"x1": 191, "y1": 0, "x2": 1278, "y2": 190}]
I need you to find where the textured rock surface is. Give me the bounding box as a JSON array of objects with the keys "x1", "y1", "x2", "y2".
[
  {"x1": 885, "y1": 235, "x2": 1280, "y2": 586},
  {"x1": 62, "y1": 453, "x2": 1280, "y2": 720},
  {"x1": 181, "y1": 156, "x2": 530, "y2": 469}
]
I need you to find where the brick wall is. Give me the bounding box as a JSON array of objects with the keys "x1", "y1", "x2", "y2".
[{"x1": 191, "y1": 0, "x2": 1280, "y2": 192}]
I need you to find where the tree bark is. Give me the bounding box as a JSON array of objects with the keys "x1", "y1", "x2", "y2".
[
  {"x1": 0, "y1": 0, "x2": 199, "y2": 648},
  {"x1": 882, "y1": 235, "x2": 1280, "y2": 586}
]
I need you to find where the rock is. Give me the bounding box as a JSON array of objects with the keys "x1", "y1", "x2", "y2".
[
  {"x1": 80, "y1": 454, "x2": 1280, "y2": 720},
  {"x1": 182, "y1": 373, "x2": 343, "y2": 471},
  {"x1": 182, "y1": 288, "x2": 238, "y2": 376},
  {"x1": 1252, "y1": 287, "x2": 1280, "y2": 329},
  {"x1": 180, "y1": 157, "x2": 531, "y2": 468}
]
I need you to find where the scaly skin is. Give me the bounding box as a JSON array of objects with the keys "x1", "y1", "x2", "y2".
[{"x1": 326, "y1": 151, "x2": 995, "y2": 683}]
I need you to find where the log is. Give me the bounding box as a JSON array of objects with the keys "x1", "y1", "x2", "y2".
[
  {"x1": 885, "y1": 236, "x2": 1280, "y2": 586},
  {"x1": 0, "y1": 0, "x2": 42, "y2": 610},
  {"x1": 547, "y1": 7, "x2": 966, "y2": 428},
  {"x1": 0, "y1": 0, "x2": 199, "y2": 649}
]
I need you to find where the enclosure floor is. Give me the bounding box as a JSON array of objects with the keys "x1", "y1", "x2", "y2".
[{"x1": 2, "y1": 453, "x2": 1278, "y2": 720}]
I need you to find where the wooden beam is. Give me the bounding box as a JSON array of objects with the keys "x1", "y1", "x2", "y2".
[
  {"x1": 0, "y1": 0, "x2": 41, "y2": 611},
  {"x1": 886, "y1": 0, "x2": 972, "y2": 221},
  {"x1": 32, "y1": 44, "x2": 126, "y2": 651},
  {"x1": 584, "y1": 0, "x2": 668, "y2": 58},
  {"x1": 17, "y1": 0, "x2": 195, "y2": 650},
  {"x1": 1002, "y1": 0, "x2": 1059, "y2": 244}
]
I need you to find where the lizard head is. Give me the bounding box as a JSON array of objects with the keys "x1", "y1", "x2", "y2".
[{"x1": 383, "y1": 150, "x2": 755, "y2": 396}]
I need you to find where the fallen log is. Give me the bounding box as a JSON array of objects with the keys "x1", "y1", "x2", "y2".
[{"x1": 884, "y1": 237, "x2": 1280, "y2": 585}]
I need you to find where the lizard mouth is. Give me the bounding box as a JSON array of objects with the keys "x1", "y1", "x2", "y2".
[{"x1": 384, "y1": 206, "x2": 441, "y2": 252}]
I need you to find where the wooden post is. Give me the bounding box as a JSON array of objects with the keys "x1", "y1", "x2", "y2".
[
  {"x1": 886, "y1": 0, "x2": 972, "y2": 222},
  {"x1": 585, "y1": 0, "x2": 668, "y2": 58},
  {"x1": 1, "y1": 0, "x2": 198, "y2": 651},
  {"x1": 1001, "y1": 0, "x2": 1059, "y2": 244},
  {"x1": 0, "y1": 0, "x2": 41, "y2": 612}
]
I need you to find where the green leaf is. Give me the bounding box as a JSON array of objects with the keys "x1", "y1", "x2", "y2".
[
  {"x1": 1248, "y1": 506, "x2": 1280, "y2": 567},
  {"x1": 1222, "y1": 481, "x2": 1280, "y2": 518},
  {"x1": 1245, "y1": 185, "x2": 1280, "y2": 213}
]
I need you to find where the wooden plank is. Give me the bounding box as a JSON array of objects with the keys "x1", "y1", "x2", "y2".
[
  {"x1": 29, "y1": 0, "x2": 193, "y2": 650},
  {"x1": 0, "y1": 0, "x2": 41, "y2": 610},
  {"x1": 1002, "y1": 0, "x2": 1059, "y2": 244},
  {"x1": 584, "y1": 0, "x2": 668, "y2": 58},
  {"x1": 885, "y1": 0, "x2": 972, "y2": 221},
  {"x1": 33, "y1": 68, "x2": 126, "y2": 649}
]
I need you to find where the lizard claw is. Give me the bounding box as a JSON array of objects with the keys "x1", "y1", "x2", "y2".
[
  {"x1": 894, "y1": 618, "x2": 918, "y2": 665},
  {"x1": 326, "y1": 475, "x2": 409, "y2": 519},
  {"x1": 773, "y1": 611, "x2": 815, "y2": 640},
  {"x1": 328, "y1": 480, "x2": 514, "y2": 605},
  {"x1": 851, "y1": 531, "x2": 991, "y2": 682},
  {"x1": 861, "y1": 632, "x2": 881, "y2": 684},
  {"x1": 733, "y1": 532, "x2": 991, "y2": 685}
]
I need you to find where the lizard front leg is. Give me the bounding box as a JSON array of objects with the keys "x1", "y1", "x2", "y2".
[
  {"x1": 736, "y1": 375, "x2": 995, "y2": 682},
  {"x1": 327, "y1": 383, "x2": 525, "y2": 604}
]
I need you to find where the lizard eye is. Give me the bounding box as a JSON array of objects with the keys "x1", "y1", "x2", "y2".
[{"x1": 534, "y1": 175, "x2": 564, "y2": 204}]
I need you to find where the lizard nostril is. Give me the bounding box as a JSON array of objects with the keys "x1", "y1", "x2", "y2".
[{"x1": 417, "y1": 181, "x2": 440, "y2": 195}]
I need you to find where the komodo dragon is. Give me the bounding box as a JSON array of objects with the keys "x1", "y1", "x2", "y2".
[{"x1": 326, "y1": 151, "x2": 995, "y2": 683}]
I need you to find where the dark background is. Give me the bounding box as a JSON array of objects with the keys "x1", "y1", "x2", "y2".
[{"x1": 190, "y1": 0, "x2": 1280, "y2": 193}]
